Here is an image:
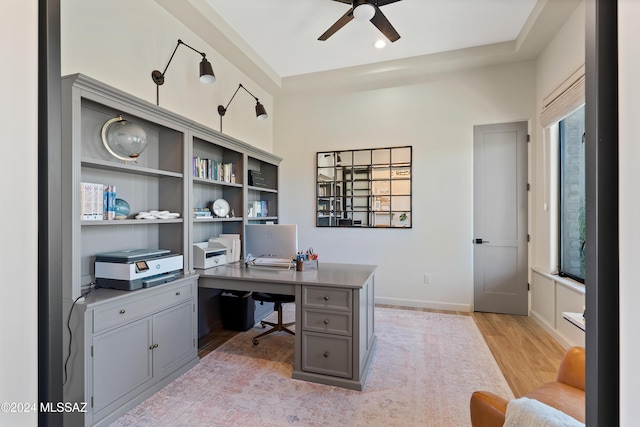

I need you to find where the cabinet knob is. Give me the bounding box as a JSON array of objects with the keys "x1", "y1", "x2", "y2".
[
  {"x1": 324, "y1": 351, "x2": 330, "y2": 358},
  {"x1": 323, "y1": 319, "x2": 330, "y2": 325},
  {"x1": 324, "y1": 296, "x2": 329, "y2": 301},
  {"x1": 149, "y1": 343, "x2": 158, "y2": 350},
  {"x1": 119, "y1": 309, "x2": 126, "y2": 314},
  {"x1": 176, "y1": 291, "x2": 181, "y2": 296}
]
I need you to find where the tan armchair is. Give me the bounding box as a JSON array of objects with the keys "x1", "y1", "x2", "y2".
[{"x1": 470, "y1": 346, "x2": 585, "y2": 427}]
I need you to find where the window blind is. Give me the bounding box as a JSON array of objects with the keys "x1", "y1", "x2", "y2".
[{"x1": 540, "y1": 66, "x2": 585, "y2": 128}]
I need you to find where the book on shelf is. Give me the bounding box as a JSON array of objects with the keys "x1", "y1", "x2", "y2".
[
  {"x1": 251, "y1": 200, "x2": 269, "y2": 217},
  {"x1": 193, "y1": 207, "x2": 212, "y2": 218},
  {"x1": 103, "y1": 185, "x2": 116, "y2": 220},
  {"x1": 248, "y1": 170, "x2": 267, "y2": 187},
  {"x1": 81, "y1": 182, "x2": 118, "y2": 220},
  {"x1": 81, "y1": 182, "x2": 104, "y2": 220},
  {"x1": 193, "y1": 157, "x2": 235, "y2": 183}
]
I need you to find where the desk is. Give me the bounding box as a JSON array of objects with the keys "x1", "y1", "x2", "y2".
[{"x1": 198, "y1": 262, "x2": 377, "y2": 391}]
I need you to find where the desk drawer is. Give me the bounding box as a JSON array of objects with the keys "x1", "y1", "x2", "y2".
[
  {"x1": 302, "y1": 286, "x2": 352, "y2": 312},
  {"x1": 301, "y1": 332, "x2": 352, "y2": 379},
  {"x1": 302, "y1": 309, "x2": 352, "y2": 336},
  {"x1": 93, "y1": 281, "x2": 193, "y2": 333}
]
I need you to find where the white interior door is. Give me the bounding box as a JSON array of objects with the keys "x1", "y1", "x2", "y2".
[{"x1": 473, "y1": 122, "x2": 528, "y2": 315}]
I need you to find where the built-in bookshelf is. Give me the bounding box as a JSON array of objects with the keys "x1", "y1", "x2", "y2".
[
  {"x1": 246, "y1": 156, "x2": 279, "y2": 224},
  {"x1": 60, "y1": 74, "x2": 281, "y2": 427}
]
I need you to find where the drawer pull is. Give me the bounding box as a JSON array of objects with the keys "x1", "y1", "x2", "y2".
[
  {"x1": 149, "y1": 343, "x2": 159, "y2": 350},
  {"x1": 324, "y1": 351, "x2": 330, "y2": 358},
  {"x1": 324, "y1": 296, "x2": 329, "y2": 301},
  {"x1": 176, "y1": 291, "x2": 181, "y2": 296},
  {"x1": 119, "y1": 309, "x2": 126, "y2": 314},
  {"x1": 323, "y1": 319, "x2": 330, "y2": 325}
]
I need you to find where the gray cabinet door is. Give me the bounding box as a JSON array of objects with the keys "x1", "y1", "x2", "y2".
[
  {"x1": 301, "y1": 332, "x2": 352, "y2": 378},
  {"x1": 92, "y1": 317, "x2": 153, "y2": 413},
  {"x1": 152, "y1": 302, "x2": 194, "y2": 376}
]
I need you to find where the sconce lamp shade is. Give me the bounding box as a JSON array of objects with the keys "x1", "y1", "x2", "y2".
[
  {"x1": 199, "y1": 58, "x2": 216, "y2": 84},
  {"x1": 101, "y1": 115, "x2": 148, "y2": 162},
  {"x1": 218, "y1": 83, "x2": 268, "y2": 131},
  {"x1": 152, "y1": 39, "x2": 216, "y2": 105},
  {"x1": 256, "y1": 102, "x2": 268, "y2": 120}
]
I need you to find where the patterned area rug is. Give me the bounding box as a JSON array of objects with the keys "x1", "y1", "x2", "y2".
[{"x1": 110, "y1": 307, "x2": 513, "y2": 427}]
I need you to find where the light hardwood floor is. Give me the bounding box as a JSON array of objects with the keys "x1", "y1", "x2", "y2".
[
  {"x1": 471, "y1": 311, "x2": 566, "y2": 397},
  {"x1": 199, "y1": 305, "x2": 567, "y2": 398}
]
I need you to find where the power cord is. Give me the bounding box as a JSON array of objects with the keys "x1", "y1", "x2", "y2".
[{"x1": 63, "y1": 284, "x2": 96, "y2": 386}]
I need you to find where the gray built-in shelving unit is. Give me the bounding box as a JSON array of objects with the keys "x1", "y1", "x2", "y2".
[{"x1": 60, "y1": 74, "x2": 281, "y2": 426}]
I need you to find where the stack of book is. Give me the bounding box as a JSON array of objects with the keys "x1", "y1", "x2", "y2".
[
  {"x1": 248, "y1": 170, "x2": 267, "y2": 188},
  {"x1": 81, "y1": 182, "x2": 116, "y2": 221},
  {"x1": 193, "y1": 207, "x2": 213, "y2": 218}
]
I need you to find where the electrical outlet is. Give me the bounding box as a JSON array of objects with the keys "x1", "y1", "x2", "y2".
[{"x1": 424, "y1": 273, "x2": 431, "y2": 285}]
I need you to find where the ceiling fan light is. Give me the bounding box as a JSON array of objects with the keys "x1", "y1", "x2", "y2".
[{"x1": 353, "y1": 3, "x2": 375, "y2": 22}]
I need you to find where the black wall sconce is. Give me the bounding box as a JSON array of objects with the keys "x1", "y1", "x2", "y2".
[
  {"x1": 217, "y1": 83, "x2": 268, "y2": 132},
  {"x1": 151, "y1": 39, "x2": 216, "y2": 106}
]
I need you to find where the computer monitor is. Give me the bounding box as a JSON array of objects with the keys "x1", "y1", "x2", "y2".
[{"x1": 244, "y1": 224, "x2": 298, "y2": 259}]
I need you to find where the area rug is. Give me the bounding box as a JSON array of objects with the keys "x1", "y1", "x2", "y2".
[{"x1": 109, "y1": 307, "x2": 513, "y2": 427}]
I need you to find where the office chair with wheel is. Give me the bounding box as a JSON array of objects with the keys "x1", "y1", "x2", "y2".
[{"x1": 251, "y1": 292, "x2": 295, "y2": 345}]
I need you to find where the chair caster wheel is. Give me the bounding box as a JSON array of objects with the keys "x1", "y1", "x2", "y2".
[
  {"x1": 253, "y1": 339, "x2": 259, "y2": 345},
  {"x1": 260, "y1": 322, "x2": 266, "y2": 329}
]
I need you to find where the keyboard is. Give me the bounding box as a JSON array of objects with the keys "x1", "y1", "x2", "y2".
[{"x1": 250, "y1": 257, "x2": 294, "y2": 267}]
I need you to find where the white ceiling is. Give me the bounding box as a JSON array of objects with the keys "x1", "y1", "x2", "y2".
[
  {"x1": 156, "y1": 0, "x2": 581, "y2": 93},
  {"x1": 203, "y1": 0, "x2": 537, "y2": 77}
]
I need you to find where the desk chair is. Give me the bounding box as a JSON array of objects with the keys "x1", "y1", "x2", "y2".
[{"x1": 251, "y1": 292, "x2": 295, "y2": 345}]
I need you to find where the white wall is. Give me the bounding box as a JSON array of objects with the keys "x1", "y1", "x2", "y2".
[
  {"x1": 0, "y1": 1, "x2": 39, "y2": 426},
  {"x1": 531, "y1": 1, "x2": 586, "y2": 272},
  {"x1": 526, "y1": 1, "x2": 586, "y2": 349},
  {"x1": 275, "y1": 61, "x2": 536, "y2": 310},
  {"x1": 61, "y1": 0, "x2": 273, "y2": 151},
  {"x1": 618, "y1": 0, "x2": 640, "y2": 423}
]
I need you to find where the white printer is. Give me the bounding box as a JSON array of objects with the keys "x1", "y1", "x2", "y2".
[
  {"x1": 193, "y1": 241, "x2": 228, "y2": 269},
  {"x1": 94, "y1": 249, "x2": 183, "y2": 291}
]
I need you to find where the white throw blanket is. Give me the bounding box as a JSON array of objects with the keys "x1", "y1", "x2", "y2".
[{"x1": 504, "y1": 397, "x2": 585, "y2": 427}]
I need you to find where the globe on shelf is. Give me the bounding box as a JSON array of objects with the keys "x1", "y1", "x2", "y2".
[
  {"x1": 101, "y1": 115, "x2": 148, "y2": 162},
  {"x1": 114, "y1": 198, "x2": 130, "y2": 218}
]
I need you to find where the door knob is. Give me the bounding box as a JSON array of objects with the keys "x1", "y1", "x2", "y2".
[{"x1": 474, "y1": 238, "x2": 490, "y2": 244}]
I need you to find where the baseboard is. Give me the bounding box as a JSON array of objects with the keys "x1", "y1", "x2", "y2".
[
  {"x1": 375, "y1": 296, "x2": 471, "y2": 313},
  {"x1": 529, "y1": 310, "x2": 575, "y2": 349}
]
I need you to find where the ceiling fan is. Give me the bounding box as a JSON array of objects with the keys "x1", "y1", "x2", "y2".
[{"x1": 318, "y1": 0, "x2": 403, "y2": 43}]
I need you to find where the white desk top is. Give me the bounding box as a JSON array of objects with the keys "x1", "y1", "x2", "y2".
[
  {"x1": 197, "y1": 262, "x2": 376, "y2": 289},
  {"x1": 562, "y1": 311, "x2": 586, "y2": 331}
]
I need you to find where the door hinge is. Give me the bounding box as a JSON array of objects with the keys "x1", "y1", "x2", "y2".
[
  {"x1": 91, "y1": 396, "x2": 94, "y2": 408},
  {"x1": 527, "y1": 183, "x2": 530, "y2": 191},
  {"x1": 528, "y1": 283, "x2": 530, "y2": 291},
  {"x1": 193, "y1": 338, "x2": 196, "y2": 348},
  {"x1": 527, "y1": 234, "x2": 530, "y2": 242},
  {"x1": 527, "y1": 134, "x2": 530, "y2": 142},
  {"x1": 91, "y1": 345, "x2": 93, "y2": 357}
]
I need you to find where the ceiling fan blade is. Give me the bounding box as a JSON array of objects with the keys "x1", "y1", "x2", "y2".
[
  {"x1": 370, "y1": 7, "x2": 400, "y2": 42},
  {"x1": 318, "y1": 9, "x2": 354, "y2": 41},
  {"x1": 331, "y1": 0, "x2": 352, "y2": 3},
  {"x1": 376, "y1": 0, "x2": 403, "y2": 6}
]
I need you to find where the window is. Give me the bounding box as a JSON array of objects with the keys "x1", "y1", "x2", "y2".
[{"x1": 558, "y1": 105, "x2": 586, "y2": 282}]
